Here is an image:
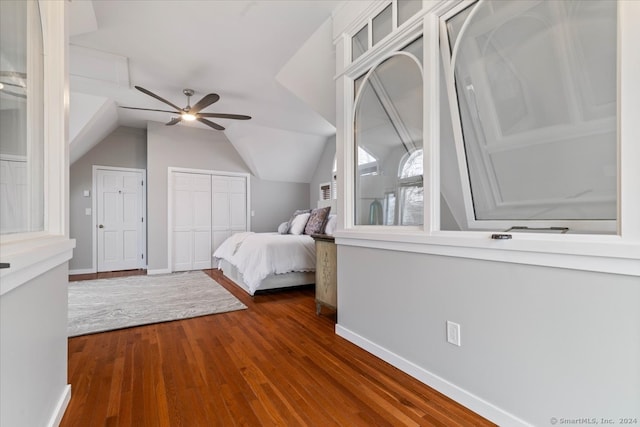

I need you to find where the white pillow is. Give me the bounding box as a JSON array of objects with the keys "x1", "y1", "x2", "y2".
[
  {"x1": 324, "y1": 214, "x2": 337, "y2": 235},
  {"x1": 289, "y1": 213, "x2": 310, "y2": 235},
  {"x1": 277, "y1": 221, "x2": 289, "y2": 234}
]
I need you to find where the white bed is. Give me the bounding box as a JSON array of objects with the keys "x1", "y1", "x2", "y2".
[{"x1": 213, "y1": 232, "x2": 316, "y2": 295}]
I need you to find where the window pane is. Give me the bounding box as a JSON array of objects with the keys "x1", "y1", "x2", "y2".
[
  {"x1": 400, "y1": 149, "x2": 422, "y2": 179},
  {"x1": 0, "y1": 0, "x2": 44, "y2": 234},
  {"x1": 354, "y1": 40, "x2": 423, "y2": 226},
  {"x1": 352, "y1": 25, "x2": 368, "y2": 61},
  {"x1": 398, "y1": 0, "x2": 422, "y2": 27},
  {"x1": 400, "y1": 186, "x2": 423, "y2": 226},
  {"x1": 446, "y1": 0, "x2": 616, "y2": 225},
  {"x1": 372, "y1": 4, "x2": 392, "y2": 46}
]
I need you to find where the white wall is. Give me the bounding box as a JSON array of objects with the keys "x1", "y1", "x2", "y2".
[{"x1": 1, "y1": 264, "x2": 70, "y2": 427}]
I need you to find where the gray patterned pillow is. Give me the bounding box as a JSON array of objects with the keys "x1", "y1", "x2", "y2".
[{"x1": 304, "y1": 206, "x2": 331, "y2": 235}]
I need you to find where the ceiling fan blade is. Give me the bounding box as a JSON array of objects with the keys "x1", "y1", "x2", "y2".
[
  {"x1": 134, "y1": 85, "x2": 183, "y2": 111},
  {"x1": 0, "y1": 89, "x2": 26, "y2": 99},
  {"x1": 198, "y1": 113, "x2": 251, "y2": 120},
  {"x1": 119, "y1": 106, "x2": 179, "y2": 114},
  {"x1": 166, "y1": 117, "x2": 181, "y2": 126},
  {"x1": 0, "y1": 81, "x2": 25, "y2": 89},
  {"x1": 197, "y1": 117, "x2": 225, "y2": 131},
  {"x1": 189, "y1": 93, "x2": 220, "y2": 114}
]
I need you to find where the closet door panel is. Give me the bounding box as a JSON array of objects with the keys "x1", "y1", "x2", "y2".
[
  {"x1": 193, "y1": 230, "x2": 213, "y2": 269},
  {"x1": 171, "y1": 172, "x2": 211, "y2": 271},
  {"x1": 212, "y1": 191, "x2": 230, "y2": 231},
  {"x1": 172, "y1": 231, "x2": 192, "y2": 271},
  {"x1": 230, "y1": 192, "x2": 247, "y2": 230}
]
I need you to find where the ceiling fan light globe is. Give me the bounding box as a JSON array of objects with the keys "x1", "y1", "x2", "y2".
[{"x1": 181, "y1": 113, "x2": 197, "y2": 121}]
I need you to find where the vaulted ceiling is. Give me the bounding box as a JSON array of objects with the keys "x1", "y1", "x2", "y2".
[{"x1": 69, "y1": 0, "x2": 341, "y2": 182}]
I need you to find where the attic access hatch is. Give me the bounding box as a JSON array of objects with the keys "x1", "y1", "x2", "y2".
[{"x1": 439, "y1": 0, "x2": 617, "y2": 234}]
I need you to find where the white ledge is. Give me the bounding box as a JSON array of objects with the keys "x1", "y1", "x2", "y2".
[
  {"x1": 0, "y1": 235, "x2": 76, "y2": 296},
  {"x1": 334, "y1": 230, "x2": 640, "y2": 277}
]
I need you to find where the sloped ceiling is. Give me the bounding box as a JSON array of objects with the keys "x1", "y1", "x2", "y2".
[{"x1": 68, "y1": 0, "x2": 339, "y2": 183}]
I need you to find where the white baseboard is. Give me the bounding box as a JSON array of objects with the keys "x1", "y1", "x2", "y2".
[
  {"x1": 147, "y1": 268, "x2": 171, "y2": 275},
  {"x1": 335, "y1": 324, "x2": 532, "y2": 427},
  {"x1": 68, "y1": 268, "x2": 95, "y2": 275},
  {"x1": 47, "y1": 384, "x2": 71, "y2": 427}
]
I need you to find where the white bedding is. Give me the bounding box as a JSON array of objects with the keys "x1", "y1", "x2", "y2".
[{"x1": 213, "y1": 232, "x2": 315, "y2": 294}]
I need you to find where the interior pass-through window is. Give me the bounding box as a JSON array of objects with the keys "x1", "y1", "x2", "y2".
[{"x1": 440, "y1": 0, "x2": 617, "y2": 234}]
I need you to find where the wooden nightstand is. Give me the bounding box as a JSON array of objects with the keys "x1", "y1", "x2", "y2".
[{"x1": 312, "y1": 234, "x2": 336, "y2": 315}]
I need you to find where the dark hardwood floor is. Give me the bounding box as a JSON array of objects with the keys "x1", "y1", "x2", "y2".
[{"x1": 61, "y1": 269, "x2": 495, "y2": 426}]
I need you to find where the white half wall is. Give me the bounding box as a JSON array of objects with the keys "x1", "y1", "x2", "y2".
[{"x1": 0, "y1": 263, "x2": 70, "y2": 427}]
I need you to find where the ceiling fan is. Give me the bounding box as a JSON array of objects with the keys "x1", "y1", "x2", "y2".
[
  {"x1": 0, "y1": 71, "x2": 27, "y2": 99},
  {"x1": 120, "y1": 86, "x2": 251, "y2": 131}
]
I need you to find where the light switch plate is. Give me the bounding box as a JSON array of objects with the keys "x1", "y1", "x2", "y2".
[
  {"x1": 446, "y1": 321, "x2": 461, "y2": 346},
  {"x1": 85, "y1": 208, "x2": 92, "y2": 216}
]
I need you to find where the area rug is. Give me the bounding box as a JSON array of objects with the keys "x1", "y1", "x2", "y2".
[{"x1": 68, "y1": 271, "x2": 247, "y2": 337}]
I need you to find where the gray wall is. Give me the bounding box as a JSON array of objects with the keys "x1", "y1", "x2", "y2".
[
  {"x1": 146, "y1": 122, "x2": 311, "y2": 271},
  {"x1": 309, "y1": 135, "x2": 336, "y2": 209},
  {"x1": 69, "y1": 127, "x2": 147, "y2": 271},
  {"x1": 70, "y1": 122, "x2": 317, "y2": 272},
  {"x1": 147, "y1": 121, "x2": 250, "y2": 271},
  {"x1": 250, "y1": 177, "x2": 310, "y2": 232},
  {"x1": 1, "y1": 263, "x2": 69, "y2": 427},
  {"x1": 337, "y1": 246, "x2": 640, "y2": 426}
]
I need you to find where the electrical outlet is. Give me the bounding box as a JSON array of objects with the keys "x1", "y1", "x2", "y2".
[{"x1": 446, "y1": 321, "x2": 461, "y2": 346}]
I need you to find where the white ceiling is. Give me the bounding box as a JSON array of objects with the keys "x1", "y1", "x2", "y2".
[{"x1": 69, "y1": 0, "x2": 341, "y2": 182}]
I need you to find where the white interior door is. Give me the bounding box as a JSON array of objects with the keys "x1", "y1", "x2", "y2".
[
  {"x1": 96, "y1": 168, "x2": 145, "y2": 272},
  {"x1": 172, "y1": 172, "x2": 212, "y2": 271}
]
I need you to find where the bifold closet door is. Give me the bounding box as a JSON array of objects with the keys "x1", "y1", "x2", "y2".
[
  {"x1": 172, "y1": 172, "x2": 212, "y2": 271},
  {"x1": 212, "y1": 176, "x2": 247, "y2": 253}
]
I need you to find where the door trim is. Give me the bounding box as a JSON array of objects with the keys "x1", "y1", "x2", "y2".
[
  {"x1": 167, "y1": 167, "x2": 251, "y2": 273},
  {"x1": 92, "y1": 165, "x2": 147, "y2": 273}
]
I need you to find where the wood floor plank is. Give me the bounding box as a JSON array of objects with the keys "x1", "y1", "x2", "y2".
[{"x1": 62, "y1": 269, "x2": 496, "y2": 427}]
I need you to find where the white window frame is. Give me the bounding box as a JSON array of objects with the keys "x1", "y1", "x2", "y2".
[
  {"x1": 350, "y1": 46, "x2": 425, "y2": 230},
  {"x1": 439, "y1": 0, "x2": 618, "y2": 234},
  {"x1": 335, "y1": 0, "x2": 640, "y2": 276},
  {"x1": 0, "y1": 1, "x2": 74, "y2": 296}
]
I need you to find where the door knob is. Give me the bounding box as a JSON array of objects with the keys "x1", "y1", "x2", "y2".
[{"x1": 98, "y1": 224, "x2": 104, "y2": 228}]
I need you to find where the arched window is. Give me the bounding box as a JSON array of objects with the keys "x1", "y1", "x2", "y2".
[{"x1": 352, "y1": 37, "x2": 423, "y2": 226}]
